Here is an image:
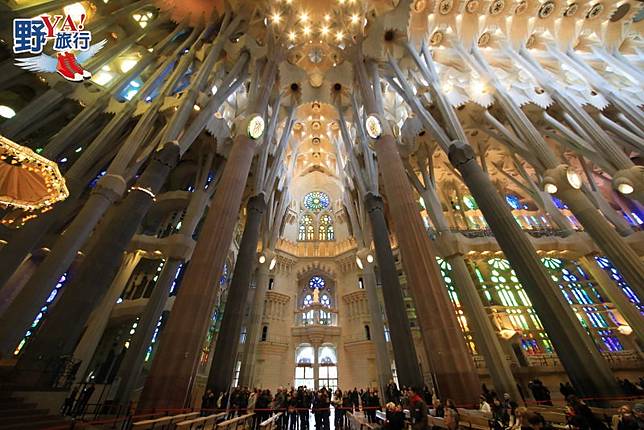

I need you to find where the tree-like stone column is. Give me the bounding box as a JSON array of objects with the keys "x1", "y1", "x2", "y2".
[
  {"x1": 138, "y1": 132, "x2": 264, "y2": 411},
  {"x1": 448, "y1": 141, "x2": 621, "y2": 401},
  {"x1": 238, "y1": 253, "x2": 272, "y2": 387},
  {"x1": 358, "y1": 248, "x2": 394, "y2": 399},
  {"x1": 364, "y1": 193, "x2": 423, "y2": 389},
  {"x1": 370, "y1": 136, "x2": 481, "y2": 404},
  {"x1": 206, "y1": 194, "x2": 267, "y2": 396},
  {"x1": 0, "y1": 173, "x2": 126, "y2": 358},
  {"x1": 12, "y1": 142, "x2": 180, "y2": 387}
]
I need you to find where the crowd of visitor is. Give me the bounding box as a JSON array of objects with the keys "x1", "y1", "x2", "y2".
[
  {"x1": 199, "y1": 378, "x2": 644, "y2": 430},
  {"x1": 202, "y1": 385, "x2": 381, "y2": 430}
]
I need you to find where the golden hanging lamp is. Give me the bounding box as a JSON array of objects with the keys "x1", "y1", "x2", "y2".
[{"x1": 0, "y1": 135, "x2": 68, "y2": 217}]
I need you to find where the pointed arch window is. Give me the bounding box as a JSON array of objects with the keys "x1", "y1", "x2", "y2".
[
  {"x1": 319, "y1": 213, "x2": 335, "y2": 241},
  {"x1": 299, "y1": 213, "x2": 315, "y2": 241}
]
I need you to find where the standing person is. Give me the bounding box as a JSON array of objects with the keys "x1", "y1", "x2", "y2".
[
  {"x1": 318, "y1": 390, "x2": 331, "y2": 430},
  {"x1": 333, "y1": 389, "x2": 345, "y2": 430},
  {"x1": 386, "y1": 380, "x2": 400, "y2": 404},
  {"x1": 201, "y1": 389, "x2": 215, "y2": 416},
  {"x1": 297, "y1": 387, "x2": 309, "y2": 430},
  {"x1": 360, "y1": 389, "x2": 368, "y2": 415},
  {"x1": 342, "y1": 391, "x2": 353, "y2": 429},
  {"x1": 288, "y1": 389, "x2": 298, "y2": 430},
  {"x1": 444, "y1": 399, "x2": 459, "y2": 430},
  {"x1": 248, "y1": 389, "x2": 258, "y2": 430},
  {"x1": 408, "y1": 387, "x2": 429, "y2": 430},
  {"x1": 368, "y1": 388, "x2": 380, "y2": 423},
  {"x1": 351, "y1": 388, "x2": 359, "y2": 412},
  {"x1": 313, "y1": 390, "x2": 321, "y2": 430}
]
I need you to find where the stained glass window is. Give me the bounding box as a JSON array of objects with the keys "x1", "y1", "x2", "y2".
[
  {"x1": 321, "y1": 294, "x2": 331, "y2": 307},
  {"x1": 542, "y1": 257, "x2": 624, "y2": 352},
  {"x1": 505, "y1": 194, "x2": 523, "y2": 210},
  {"x1": 319, "y1": 213, "x2": 335, "y2": 241},
  {"x1": 595, "y1": 256, "x2": 642, "y2": 313},
  {"x1": 14, "y1": 273, "x2": 69, "y2": 356},
  {"x1": 303, "y1": 294, "x2": 313, "y2": 306},
  {"x1": 309, "y1": 276, "x2": 325, "y2": 290},
  {"x1": 436, "y1": 257, "x2": 476, "y2": 354},
  {"x1": 463, "y1": 195, "x2": 478, "y2": 210},
  {"x1": 303, "y1": 191, "x2": 330, "y2": 212},
  {"x1": 473, "y1": 258, "x2": 552, "y2": 354},
  {"x1": 298, "y1": 214, "x2": 315, "y2": 241}
]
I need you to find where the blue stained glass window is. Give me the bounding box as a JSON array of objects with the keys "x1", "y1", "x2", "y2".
[
  {"x1": 309, "y1": 276, "x2": 325, "y2": 290},
  {"x1": 595, "y1": 256, "x2": 642, "y2": 312},
  {"x1": 542, "y1": 257, "x2": 625, "y2": 351},
  {"x1": 505, "y1": 194, "x2": 522, "y2": 210},
  {"x1": 220, "y1": 263, "x2": 228, "y2": 286},
  {"x1": 303, "y1": 192, "x2": 330, "y2": 212},
  {"x1": 551, "y1": 196, "x2": 568, "y2": 209},
  {"x1": 14, "y1": 273, "x2": 68, "y2": 356}
]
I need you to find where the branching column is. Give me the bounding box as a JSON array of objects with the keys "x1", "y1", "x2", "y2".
[
  {"x1": 419, "y1": 182, "x2": 520, "y2": 399},
  {"x1": 206, "y1": 194, "x2": 267, "y2": 396},
  {"x1": 138, "y1": 132, "x2": 263, "y2": 411},
  {"x1": 12, "y1": 142, "x2": 180, "y2": 387},
  {"x1": 371, "y1": 135, "x2": 480, "y2": 403},
  {"x1": 448, "y1": 141, "x2": 621, "y2": 401},
  {"x1": 113, "y1": 184, "x2": 214, "y2": 404},
  {"x1": 358, "y1": 248, "x2": 394, "y2": 399},
  {"x1": 364, "y1": 193, "x2": 423, "y2": 389}
]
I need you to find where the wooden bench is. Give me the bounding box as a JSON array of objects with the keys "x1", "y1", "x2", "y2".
[
  {"x1": 458, "y1": 410, "x2": 492, "y2": 430},
  {"x1": 133, "y1": 411, "x2": 201, "y2": 429},
  {"x1": 347, "y1": 411, "x2": 377, "y2": 430},
  {"x1": 259, "y1": 412, "x2": 282, "y2": 430},
  {"x1": 175, "y1": 412, "x2": 229, "y2": 430},
  {"x1": 215, "y1": 412, "x2": 255, "y2": 430}
]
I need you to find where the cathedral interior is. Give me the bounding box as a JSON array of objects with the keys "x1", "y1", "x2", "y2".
[{"x1": 0, "y1": 0, "x2": 643, "y2": 427}]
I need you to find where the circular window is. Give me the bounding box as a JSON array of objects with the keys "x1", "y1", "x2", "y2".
[{"x1": 309, "y1": 276, "x2": 326, "y2": 290}]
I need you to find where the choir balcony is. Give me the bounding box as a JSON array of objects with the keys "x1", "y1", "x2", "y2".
[{"x1": 295, "y1": 304, "x2": 338, "y2": 327}]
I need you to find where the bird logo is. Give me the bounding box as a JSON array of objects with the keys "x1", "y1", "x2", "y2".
[{"x1": 14, "y1": 39, "x2": 106, "y2": 82}]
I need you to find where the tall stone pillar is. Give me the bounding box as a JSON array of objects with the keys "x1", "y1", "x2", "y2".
[
  {"x1": 206, "y1": 194, "x2": 266, "y2": 396},
  {"x1": 364, "y1": 193, "x2": 424, "y2": 389},
  {"x1": 448, "y1": 141, "x2": 620, "y2": 401},
  {"x1": 138, "y1": 132, "x2": 261, "y2": 411},
  {"x1": 112, "y1": 188, "x2": 209, "y2": 403},
  {"x1": 370, "y1": 133, "x2": 481, "y2": 404},
  {"x1": 0, "y1": 174, "x2": 126, "y2": 358},
  {"x1": 419, "y1": 184, "x2": 520, "y2": 399},
  {"x1": 113, "y1": 258, "x2": 183, "y2": 403},
  {"x1": 0, "y1": 249, "x2": 48, "y2": 316},
  {"x1": 72, "y1": 252, "x2": 142, "y2": 382},
  {"x1": 12, "y1": 143, "x2": 180, "y2": 387},
  {"x1": 359, "y1": 249, "x2": 394, "y2": 400},
  {"x1": 238, "y1": 256, "x2": 271, "y2": 387}
]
